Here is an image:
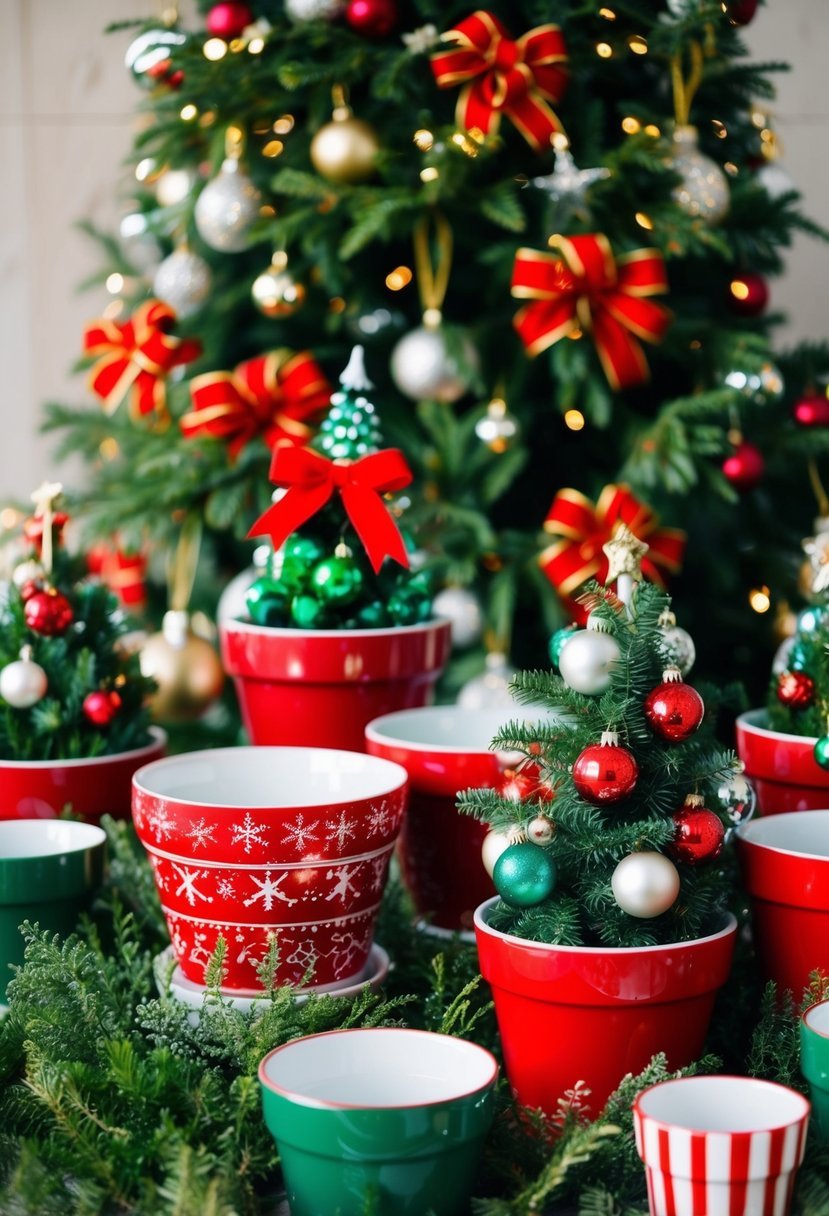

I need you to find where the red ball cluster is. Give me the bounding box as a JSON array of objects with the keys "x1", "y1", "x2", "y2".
[
  {"x1": 83, "y1": 690, "x2": 123, "y2": 727},
  {"x1": 498, "y1": 766, "x2": 554, "y2": 804},
  {"x1": 776, "y1": 670, "x2": 815, "y2": 709}
]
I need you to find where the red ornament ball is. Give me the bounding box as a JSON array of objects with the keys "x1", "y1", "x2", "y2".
[
  {"x1": 722, "y1": 441, "x2": 764, "y2": 492},
  {"x1": 19, "y1": 579, "x2": 43, "y2": 603},
  {"x1": 344, "y1": 0, "x2": 398, "y2": 36},
  {"x1": 83, "y1": 690, "x2": 122, "y2": 727},
  {"x1": 776, "y1": 670, "x2": 815, "y2": 709},
  {"x1": 793, "y1": 394, "x2": 829, "y2": 428},
  {"x1": 726, "y1": 273, "x2": 768, "y2": 318},
  {"x1": 24, "y1": 589, "x2": 73, "y2": 636},
  {"x1": 671, "y1": 800, "x2": 725, "y2": 864},
  {"x1": 572, "y1": 734, "x2": 639, "y2": 805},
  {"x1": 146, "y1": 59, "x2": 184, "y2": 89},
  {"x1": 722, "y1": 0, "x2": 758, "y2": 25},
  {"x1": 644, "y1": 670, "x2": 705, "y2": 742},
  {"x1": 498, "y1": 767, "x2": 554, "y2": 804},
  {"x1": 206, "y1": 2, "x2": 254, "y2": 38}
]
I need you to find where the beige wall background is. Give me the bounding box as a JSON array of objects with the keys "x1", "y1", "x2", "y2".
[{"x1": 1, "y1": 0, "x2": 827, "y2": 501}]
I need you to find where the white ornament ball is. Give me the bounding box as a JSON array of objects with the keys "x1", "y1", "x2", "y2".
[
  {"x1": 670, "y1": 125, "x2": 729, "y2": 223},
  {"x1": 12, "y1": 559, "x2": 45, "y2": 589},
  {"x1": 611, "y1": 852, "x2": 680, "y2": 919},
  {"x1": 390, "y1": 325, "x2": 479, "y2": 404},
  {"x1": 119, "y1": 213, "x2": 161, "y2": 272},
  {"x1": 153, "y1": 248, "x2": 212, "y2": 317},
  {"x1": 433, "y1": 586, "x2": 483, "y2": 650},
  {"x1": 659, "y1": 624, "x2": 696, "y2": 677},
  {"x1": 527, "y1": 815, "x2": 555, "y2": 845},
  {"x1": 457, "y1": 652, "x2": 516, "y2": 710},
  {"x1": 558, "y1": 624, "x2": 620, "y2": 696},
  {"x1": 772, "y1": 635, "x2": 796, "y2": 676},
  {"x1": 757, "y1": 161, "x2": 795, "y2": 201},
  {"x1": 156, "y1": 167, "x2": 198, "y2": 209},
  {"x1": 285, "y1": 0, "x2": 345, "y2": 19},
  {"x1": 194, "y1": 160, "x2": 261, "y2": 253},
  {"x1": 0, "y1": 653, "x2": 48, "y2": 708},
  {"x1": 481, "y1": 830, "x2": 511, "y2": 878}
]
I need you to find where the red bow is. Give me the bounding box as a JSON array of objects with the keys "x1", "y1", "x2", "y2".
[
  {"x1": 431, "y1": 11, "x2": 568, "y2": 151},
  {"x1": 181, "y1": 350, "x2": 331, "y2": 458},
  {"x1": 512, "y1": 234, "x2": 671, "y2": 390},
  {"x1": 248, "y1": 447, "x2": 413, "y2": 574},
  {"x1": 87, "y1": 543, "x2": 147, "y2": 610},
  {"x1": 83, "y1": 300, "x2": 201, "y2": 420},
  {"x1": 540, "y1": 485, "x2": 686, "y2": 623}
]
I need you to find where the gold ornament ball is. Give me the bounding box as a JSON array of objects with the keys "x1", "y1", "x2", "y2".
[
  {"x1": 140, "y1": 612, "x2": 224, "y2": 721},
  {"x1": 310, "y1": 115, "x2": 380, "y2": 184},
  {"x1": 252, "y1": 267, "x2": 307, "y2": 317}
]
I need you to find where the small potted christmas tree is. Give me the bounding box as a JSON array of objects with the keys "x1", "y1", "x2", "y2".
[
  {"x1": 0, "y1": 483, "x2": 163, "y2": 822},
  {"x1": 461, "y1": 529, "x2": 739, "y2": 1118},
  {"x1": 220, "y1": 347, "x2": 451, "y2": 750}
]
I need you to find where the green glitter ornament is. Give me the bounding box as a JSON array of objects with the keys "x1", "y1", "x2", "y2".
[
  {"x1": 548, "y1": 624, "x2": 578, "y2": 670},
  {"x1": 291, "y1": 594, "x2": 327, "y2": 629},
  {"x1": 388, "y1": 584, "x2": 432, "y2": 625},
  {"x1": 313, "y1": 345, "x2": 383, "y2": 461},
  {"x1": 246, "y1": 577, "x2": 290, "y2": 627},
  {"x1": 493, "y1": 842, "x2": 557, "y2": 908},
  {"x1": 815, "y1": 735, "x2": 829, "y2": 771},
  {"x1": 311, "y1": 552, "x2": 364, "y2": 606}
]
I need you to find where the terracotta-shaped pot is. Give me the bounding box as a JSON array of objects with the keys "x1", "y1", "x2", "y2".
[
  {"x1": 736, "y1": 709, "x2": 829, "y2": 815},
  {"x1": 0, "y1": 727, "x2": 166, "y2": 823},
  {"x1": 737, "y1": 810, "x2": 829, "y2": 998},
  {"x1": 220, "y1": 618, "x2": 452, "y2": 752},
  {"x1": 474, "y1": 896, "x2": 737, "y2": 1119}
]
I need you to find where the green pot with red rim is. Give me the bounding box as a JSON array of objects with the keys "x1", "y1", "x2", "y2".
[{"x1": 258, "y1": 1027, "x2": 497, "y2": 1216}]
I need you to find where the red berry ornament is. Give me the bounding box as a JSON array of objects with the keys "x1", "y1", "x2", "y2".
[
  {"x1": 671, "y1": 795, "x2": 725, "y2": 864},
  {"x1": 24, "y1": 588, "x2": 73, "y2": 636},
  {"x1": 793, "y1": 394, "x2": 829, "y2": 428},
  {"x1": 83, "y1": 690, "x2": 122, "y2": 727},
  {"x1": 345, "y1": 0, "x2": 398, "y2": 36},
  {"x1": 726, "y1": 273, "x2": 768, "y2": 318},
  {"x1": 722, "y1": 441, "x2": 764, "y2": 492},
  {"x1": 776, "y1": 670, "x2": 815, "y2": 709},
  {"x1": 572, "y1": 730, "x2": 639, "y2": 805},
  {"x1": 206, "y1": 2, "x2": 254, "y2": 38},
  {"x1": 723, "y1": 0, "x2": 758, "y2": 25},
  {"x1": 644, "y1": 667, "x2": 705, "y2": 742}
]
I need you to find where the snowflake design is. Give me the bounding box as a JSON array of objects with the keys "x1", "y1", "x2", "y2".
[
  {"x1": 367, "y1": 854, "x2": 389, "y2": 895},
  {"x1": 216, "y1": 877, "x2": 236, "y2": 899},
  {"x1": 243, "y1": 870, "x2": 297, "y2": 912},
  {"x1": 230, "y1": 812, "x2": 268, "y2": 855},
  {"x1": 366, "y1": 800, "x2": 393, "y2": 838},
  {"x1": 325, "y1": 811, "x2": 357, "y2": 851},
  {"x1": 281, "y1": 813, "x2": 320, "y2": 854},
  {"x1": 186, "y1": 817, "x2": 217, "y2": 851},
  {"x1": 148, "y1": 855, "x2": 167, "y2": 892},
  {"x1": 325, "y1": 863, "x2": 361, "y2": 905},
  {"x1": 286, "y1": 940, "x2": 318, "y2": 980},
  {"x1": 188, "y1": 930, "x2": 212, "y2": 968},
  {"x1": 325, "y1": 926, "x2": 372, "y2": 978},
  {"x1": 148, "y1": 806, "x2": 174, "y2": 841},
  {"x1": 171, "y1": 863, "x2": 214, "y2": 907}
]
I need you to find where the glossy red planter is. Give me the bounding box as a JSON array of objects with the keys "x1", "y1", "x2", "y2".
[
  {"x1": 474, "y1": 897, "x2": 737, "y2": 1119},
  {"x1": 738, "y1": 811, "x2": 829, "y2": 998},
  {"x1": 220, "y1": 618, "x2": 452, "y2": 752},
  {"x1": 0, "y1": 728, "x2": 166, "y2": 823},
  {"x1": 736, "y1": 709, "x2": 829, "y2": 814}
]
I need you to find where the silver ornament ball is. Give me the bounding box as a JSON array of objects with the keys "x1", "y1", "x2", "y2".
[
  {"x1": 757, "y1": 161, "x2": 795, "y2": 201},
  {"x1": 558, "y1": 617, "x2": 620, "y2": 696},
  {"x1": 611, "y1": 851, "x2": 680, "y2": 918},
  {"x1": 723, "y1": 361, "x2": 784, "y2": 405},
  {"x1": 659, "y1": 623, "x2": 696, "y2": 677},
  {"x1": 285, "y1": 0, "x2": 345, "y2": 19},
  {"x1": 717, "y1": 770, "x2": 757, "y2": 829},
  {"x1": 0, "y1": 651, "x2": 48, "y2": 708},
  {"x1": 119, "y1": 213, "x2": 161, "y2": 272},
  {"x1": 481, "y1": 830, "x2": 512, "y2": 878},
  {"x1": 433, "y1": 586, "x2": 483, "y2": 650},
  {"x1": 153, "y1": 248, "x2": 212, "y2": 317},
  {"x1": 772, "y1": 635, "x2": 796, "y2": 676},
  {"x1": 124, "y1": 27, "x2": 186, "y2": 83},
  {"x1": 458, "y1": 652, "x2": 516, "y2": 710},
  {"x1": 194, "y1": 160, "x2": 261, "y2": 253},
  {"x1": 670, "y1": 125, "x2": 730, "y2": 223},
  {"x1": 390, "y1": 325, "x2": 479, "y2": 404}
]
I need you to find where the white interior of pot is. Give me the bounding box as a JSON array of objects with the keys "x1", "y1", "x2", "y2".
[
  {"x1": 739, "y1": 810, "x2": 829, "y2": 857},
  {"x1": 638, "y1": 1076, "x2": 808, "y2": 1132},
  {"x1": 365, "y1": 706, "x2": 566, "y2": 753},
  {"x1": 0, "y1": 820, "x2": 105, "y2": 859},
  {"x1": 805, "y1": 1001, "x2": 829, "y2": 1037}
]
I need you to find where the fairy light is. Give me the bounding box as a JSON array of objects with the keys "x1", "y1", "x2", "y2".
[
  {"x1": 751, "y1": 110, "x2": 767, "y2": 128},
  {"x1": 730, "y1": 278, "x2": 750, "y2": 301},
  {"x1": 635, "y1": 211, "x2": 654, "y2": 230},
  {"x1": 99, "y1": 437, "x2": 120, "y2": 461},
  {"x1": 262, "y1": 139, "x2": 284, "y2": 158},
  {"x1": 413, "y1": 129, "x2": 434, "y2": 151},
  {"x1": 644, "y1": 123, "x2": 661, "y2": 138},
  {"x1": 274, "y1": 115, "x2": 295, "y2": 134},
  {"x1": 712, "y1": 120, "x2": 727, "y2": 139},
  {"x1": 420, "y1": 166, "x2": 439, "y2": 182},
  {"x1": 248, "y1": 36, "x2": 265, "y2": 53},
  {"x1": 180, "y1": 103, "x2": 198, "y2": 121},
  {"x1": 547, "y1": 232, "x2": 562, "y2": 248},
  {"x1": 628, "y1": 34, "x2": 648, "y2": 54},
  {"x1": 106, "y1": 273, "x2": 124, "y2": 295},
  {"x1": 749, "y1": 586, "x2": 771, "y2": 614},
  {"x1": 564, "y1": 409, "x2": 585, "y2": 431},
  {"x1": 724, "y1": 162, "x2": 739, "y2": 176},
  {"x1": 199, "y1": 110, "x2": 216, "y2": 127},
  {"x1": 596, "y1": 41, "x2": 613, "y2": 58},
  {"x1": 252, "y1": 119, "x2": 271, "y2": 134},
  {"x1": 229, "y1": 37, "x2": 245, "y2": 52},
  {"x1": 259, "y1": 204, "x2": 276, "y2": 217},
  {"x1": 452, "y1": 131, "x2": 480, "y2": 157},
  {"x1": 135, "y1": 157, "x2": 157, "y2": 182},
  {"x1": 203, "y1": 37, "x2": 227, "y2": 60},
  {"x1": 599, "y1": 7, "x2": 616, "y2": 18},
  {"x1": 385, "y1": 266, "x2": 413, "y2": 291},
  {"x1": 0, "y1": 507, "x2": 22, "y2": 530},
  {"x1": 329, "y1": 296, "x2": 346, "y2": 314}
]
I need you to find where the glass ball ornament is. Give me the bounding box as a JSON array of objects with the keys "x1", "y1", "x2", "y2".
[
  {"x1": 722, "y1": 441, "x2": 764, "y2": 492},
  {"x1": 572, "y1": 731, "x2": 639, "y2": 805},
  {"x1": 310, "y1": 112, "x2": 380, "y2": 184},
  {"x1": 310, "y1": 554, "x2": 364, "y2": 606},
  {"x1": 349, "y1": 600, "x2": 391, "y2": 628},
  {"x1": 290, "y1": 593, "x2": 328, "y2": 628},
  {"x1": 611, "y1": 851, "x2": 680, "y2": 918},
  {"x1": 658, "y1": 610, "x2": 696, "y2": 676},
  {"x1": 24, "y1": 589, "x2": 73, "y2": 636},
  {"x1": 345, "y1": 0, "x2": 398, "y2": 36},
  {"x1": 723, "y1": 361, "x2": 784, "y2": 405},
  {"x1": 12, "y1": 559, "x2": 44, "y2": 589},
  {"x1": 793, "y1": 394, "x2": 829, "y2": 428},
  {"x1": 119, "y1": 213, "x2": 161, "y2": 272},
  {"x1": 717, "y1": 769, "x2": 756, "y2": 830},
  {"x1": 0, "y1": 647, "x2": 47, "y2": 708},
  {"x1": 246, "y1": 576, "x2": 291, "y2": 626},
  {"x1": 726, "y1": 272, "x2": 769, "y2": 318},
  {"x1": 457, "y1": 652, "x2": 516, "y2": 710},
  {"x1": 558, "y1": 614, "x2": 620, "y2": 696},
  {"x1": 194, "y1": 159, "x2": 261, "y2": 252},
  {"x1": 251, "y1": 257, "x2": 306, "y2": 318},
  {"x1": 474, "y1": 399, "x2": 519, "y2": 452},
  {"x1": 644, "y1": 668, "x2": 705, "y2": 741},
  {"x1": 153, "y1": 247, "x2": 212, "y2": 317},
  {"x1": 387, "y1": 582, "x2": 432, "y2": 626},
  {"x1": 776, "y1": 670, "x2": 815, "y2": 709},
  {"x1": 139, "y1": 610, "x2": 224, "y2": 721},
  {"x1": 481, "y1": 829, "x2": 512, "y2": 878},
  {"x1": 670, "y1": 795, "x2": 725, "y2": 864},
  {"x1": 124, "y1": 27, "x2": 186, "y2": 86},
  {"x1": 82, "y1": 689, "x2": 122, "y2": 727},
  {"x1": 548, "y1": 624, "x2": 578, "y2": 670},
  {"x1": 493, "y1": 841, "x2": 557, "y2": 908},
  {"x1": 670, "y1": 125, "x2": 729, "y2": 223},
  {"x1": 285, "y1": 0, "x2": 346, "y2": 20},
  {"x1": 205, "y1": 2, "x2": 253, "y2": 38},
  {"x1": 798, "y1": 605, "x2": 827, "y2": 634},
  {"x1": 390, "y1": 325, "x2": 479, "y2": 404},
  {"x1": 432, "y1": 585, "x2": 482, "y2": 650},
  {"x1": 815, "y1": 736, "x2": 829, "y2": 772}
]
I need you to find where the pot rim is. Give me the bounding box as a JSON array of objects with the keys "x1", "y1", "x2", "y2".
[
  {"x1": 0, "y1": 725, "x2": 166, "y2": 771},
  {"x1": 802, "y1": 999, "x2": 829, "y2": 1040},
  {"x1": 473, "y1": 895, "x2": 737, "y2": 955},
  {"x1": 633, "y1": 1074, "x2": 810, "y2": 1136},
  {"x1": 737, "y1": 808, "x2": 829, "y2": 859},
  {"x1": 365, "y1": 705, "x2": 528, "y2": 758},
  {"x1": 221, "y1": 616, "x2": 450, "y2": 642},
  {"x1": 737, "y1": 708, "x2": 818, "y2": 747}
]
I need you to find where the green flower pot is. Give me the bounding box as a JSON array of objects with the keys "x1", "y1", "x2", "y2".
[
  {"x1": 259, "y1": 1027, "x2": 497, "y2": 1216},
  {"x1": 0, "y1": 820, "x2": 107, "y2": 1002},
  {"x1": 802, "y1": 999, "x2": 829, "y2": 1142}
]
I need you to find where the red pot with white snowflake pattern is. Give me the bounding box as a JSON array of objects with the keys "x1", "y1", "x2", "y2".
[{"x1": 132, "y1": 746, "x2": 408, "y2": 991}]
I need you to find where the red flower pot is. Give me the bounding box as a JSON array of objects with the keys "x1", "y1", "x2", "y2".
[
  {"x1": 0, "y1": 728, "x2": 166, "y2": 823},
  {"x1": 133, "y1": 746, "x2": 408, "y2": 991},
  {"x1": 737, "y1": 810, "x2": 829, "y2": 998},
  {"x1": 474, "y1": 897, "x2": 737, "y2": 1119},
  {"x1": 220, "y1": 619, "x2": 452, "y2": 752},
  {"x1": 736, "y1": 709, "x2": 829, "y2": 814}
]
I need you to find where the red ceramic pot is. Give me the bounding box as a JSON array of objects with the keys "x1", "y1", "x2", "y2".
[
  {"x1": 133, "y1": 746, "x2": 408, "y2": 991},
  {"x1": 220, "y1": 619, "x2": 452, "y2": 752},
  {"x1": 737, "y1": 810, "x2": 829, "y2": 998},
  {"x1": 366, "y1": 707, "x2": 536, "y2": 933},
  {"x1": 736, "y1": 709, "x2": 829, "y2": 814},
  {"x1": 0, "y1": 728, "x2": 166, "y2": 823},
  {"x1": 474, "y1": 897, "x2": 737, "y2": 1119}
]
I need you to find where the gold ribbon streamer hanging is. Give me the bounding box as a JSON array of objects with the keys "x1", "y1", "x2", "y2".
[
  {"x1": 670, "y1": 39, "x2": 705, "y2": 126},
  {"x1": 412, "y1": 210, "x2": 454, "y2": 329}
]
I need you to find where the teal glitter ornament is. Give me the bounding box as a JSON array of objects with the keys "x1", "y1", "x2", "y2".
[
  {"x1": 798, "y1": 606, "x2": 827, "y2": 634},
  {"x1": 246, "y1": 577, "x2": 290, "y2": 626},
  {"x1": 493, "y1": 842, "x2": 557, "y2": 908},
  {"x1": 313, "y1": 346, "x2": 383, "y2": 461},
  {"x1": 311, "y1": 553, "x2": 364, "y2": 605},
  {"x1": 290, "y1": 594, "x2": 327, "y2": 629},
  {"x1": 815, "y1": 736, "x2": 829, "y2": 771},
  {"x1": 388, "y1": 584, "x2": 432, "y2": 625},
  {"x1": 548, "y1": 624, "x2": 578, "y2": 669},
  {"x1": 788, "y1": 640, "x2": 811, "y2": 672}
]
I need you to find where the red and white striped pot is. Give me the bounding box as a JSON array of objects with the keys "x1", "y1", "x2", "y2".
[
  {"x1": 133, "y1": 746, "x2": 407, "y2": 991},
  {"x1": 736, "y1": 709, "x2": 829, "y2": 815},
  {"x1": 634, "y1": 1075, "x2": 810, "y2": 1216}
]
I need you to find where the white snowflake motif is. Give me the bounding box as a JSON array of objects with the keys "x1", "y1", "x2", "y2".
[
  {"x1": 148, "y1": 806, "x2": 175, "y2": 841},
  {"x1": 281, "y1": 813, "x2": 320, "y2": 854},
  {"x1": 325, "y1": 811, "x2": 357, "y2": 852},
  {"x1": 367, "y1": 854, "x2": 389, "y2": 896},
  {"x1": 243, "y1": 870, "x2": 298, "y2": 912},
  {"x1": 286, "y1": 940, "x2": 318, "y2": 981},
  {"x1": 148, "y1": 855, "x2": 167, "y2": 892},
  {"x1": 171, "y1": 863, "x2": 214, "y2": 907},
  {"x1": 230, "y1": 812, "x2": 268, "y2": 855},
  {"x1": 188, "y1": 930, "x2": 212, "y2": 968},
  {"x1": 216, "y1": 877, "x2": 236, "y2": 900},
  {"x1": 325, "y1": 863, "x2": 361, "y2": 905},
  {"x1": 325, "y1": 926, "x2": 372, "y2": 978},
  {"x1": 185, "y1": 817, "x2": 217, "y2": 851},
  {"x1": 366, "y1": 800, "x2": 393, "y2": 838}
]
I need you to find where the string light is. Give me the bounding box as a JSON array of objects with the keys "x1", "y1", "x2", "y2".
[
  {"x1": 259, "y1": 204, "x2": 277, "y2": 217},
  {"x1": 248, "y1": 36, "x2": 265, "y2": 53},
  {"x1": 199, "y1": 111, "x2": 217, "y2": 127},
  {"x1": 564, "y1": 409, "x2": 585, "y2": 431},
  {"x1": 106, "y1": 273, "x2": 124, "y2": 295},
  {"x1": 596, "y1": 42, "x2": 613, "y2": 58},
  {"x1": 385, "y1": 266, "x2": 413, "y2": 291},
  {"x1": 135, "y1": 157, "x2": 157, "y2": 182},
  {"x1": 413, "y1": 129, "x2": 434, "y2": 151},
  {"x1": 229, "y1": 37, "x2": 245, "y2": 52},
  {"x1": 274, "y1": 116, "x2": 295, "y2": 134},
  {"x1": 628, "y1": 35, "x2": 648, "y2": 54},
  {"x1": 99, "y1": 437, "x2": 120, "y2": 461},
  {"x1": 643, "y1": 123, "x2": 661, "y2": 138},
  {"x1": 180, "y1": 103, "x2": 198, "y2": 121},
  {"x1": 420, "y1": 166, "x2": 439, "y2": 182},
  {"x1": 622, "y1": 116, "x2": 641, "y2": 135},
  {"x1": 0, "y1": 507, "x2": 22, "y2": 530},
  {"x1": 203, "y1": 37, "x2": 227, "y2": 60},
  {"x1": 328, "y1": 297, "x2": 346, "y2": 314},
  {"x1": 451, "y1": 131, "x2": 481, "y2": 157},
  {"x1": 635, "y1": 211, "x2": 654, "y2": 230},
  {"x1": 712, "y1": 120, "x2": 727, "y2": 139},
  {"x1": 724, "y1": 162, "x2": 739, "y2": 176},
  {"x1": 749, "y1": 586, "x2": 771, "y2": 614},
  {"x1": 599, "y1": 7, "x2": 616, "y2": 18},
  {"x1": 262, "y1": 140, "x2": 284, "y2": 157},
  {"x1": 729, "y1": 278, "x2": 750, "y2": 301}
]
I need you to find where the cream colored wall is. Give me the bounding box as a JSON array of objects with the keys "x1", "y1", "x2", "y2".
[{"x1": 0, "y1": 2, "x2": 827, "y2": 500}]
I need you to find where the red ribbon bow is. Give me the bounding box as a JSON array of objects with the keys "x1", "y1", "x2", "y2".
[
  {"x1": 87, "y1": 542, "x2": 147, "y2": 609},
  {"x1": 181, "y1": 350, "x2": 331, "y2": 458},
  {"x1": 540, "y1": 485, "x2": 686, "y2": 623},
  {"x1": 248, "y1": 447, "x2": 413, "y2": 574},
  {"x1": 431, "y1": 11, "x2": 568, "y2": 151},
  {"x1": 83, "y1": 299, "x2": 201, "y2": 420},
  {"x1": 512, "y1": 234, "x2": 671, "y2": 390}
]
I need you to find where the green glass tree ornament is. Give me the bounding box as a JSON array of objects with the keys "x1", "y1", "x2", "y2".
[
  {"x1": 290, "y1": 594, "x2": 328, "y2": 628},
  {"x1": 548, "y1": 624, "x2": 578, "y2": 670},
  {"x1": 815, "y1": 735, "x2": 829, "y2": 771},
  {"x1": 246, "y1": 577, "x2": 290, "y2": 626},
  {"x1": 388, "y1": 584, "x2": 432, "y2": 625},
  {"x1": 311, "y1": 546, "x2": 364, "y2": 606},
  {"x1": 313, "y1": 345, "x2": 383, "y2": 461},
  {"x1": 493, "y1": 842, "x2": 557, "y2": 908}
]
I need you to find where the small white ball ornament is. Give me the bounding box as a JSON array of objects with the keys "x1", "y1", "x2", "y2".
[
  {"x1": 0, "y1": 646, "x2": 48, "y2": 709},
  {"x1": 527, "y1": 815, "x2": 555, "y2": 845},
  {"x1": 194, "y1": 159, "x2": 261, "y2": 253},
  {"x1": 12, "y1": 559, "x2": 45, "y2": 589},
  {"x1": 481, "y1": 830, "x2": 512, "y2": 878},
  {"x1": 285, "y1": 0, "x2": 345, "y2": 20},
  {"x1": 658, "y1": 609, "x2": 696, "y2": 677},
  {"x1": 611, "y1": 852, "x2": 680, "y2": 919},
  {"x1": 558, "y1": 613, "x2": 620, "y2": 696},
  {"x1": 390, "y1": 325, "x2": 479, "y2": 404},
  {"x1": 458, "y1": 652, "x2": 516, "y2": 709},
  {"x1": 772, "y1": 635, "x2": 796, "y2": 675},
  {"x1": 433, "y1": 585, "x2": 483, "y2": 650},
  {"x1": 153, "y1": 247, "x2": 212, "y2": 317}
]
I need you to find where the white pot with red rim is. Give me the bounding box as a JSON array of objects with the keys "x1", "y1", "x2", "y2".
[
  {"x1": 736, "y1": 708, "x2": 829, "y2": 814},
  {"x1": 132, "y1": 746, "x2": 408, "y2": 991}
]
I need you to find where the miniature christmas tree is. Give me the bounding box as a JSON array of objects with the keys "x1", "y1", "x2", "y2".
[
  {"x1": 0, "y1": 484, "x2": 155, "y2": 760},
  {"x1": 461, "y1": 528, "x2": 745, "y2": 948}
]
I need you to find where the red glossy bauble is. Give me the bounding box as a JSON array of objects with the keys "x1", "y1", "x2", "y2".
[
  {"x1": 722, "y1": 441, "x2": 764, "y2": 492},
  {"x1": 644, "y1": 671, "x2": 705, "y2": 742},
  {"x1": 344, "y1": 0, "x2": 398, "y2": 36},
  {"x1": 206, "y1": 2, "x2": 254, "y2": 38},
  {"x1": 726, "y1": 273, "x2": 768, "y2": 318},
  {"x1": 671, "y1": 801, "x2": 725, "y2": 864},
  {"x1": 572, "y1": 736, "x2": 639, "y2": 805},
  {"x1": 24, "y1": 589, "x2": 73, "y2": 636},
  {"x1": 498, "y1": 767, "x2": 554, "y2": 804},
  {"x1": 776, "y1": 669, "x2": 815, "y2": 709},
  {"x1": 19, "y1": 579, "x2": 43, "y2": 603},
  {"x1": 83, "y1": 690, "x2": 122, "y2": 727},
  {"x1": 722, "y1": 0, "x2": 758, "y2": 25},
  {"x1": 793, "y1": 393, "x2": 829, "y2": 428}
]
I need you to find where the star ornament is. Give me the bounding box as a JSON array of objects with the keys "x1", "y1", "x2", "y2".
[
  {"x1": 30, "y1": 480, "x2": 64, "y2": 517},
  {"x1": 603, "y1": 524, "x2": 649, "y2": 583},
  {"x1": 532, "y1": 135, "x2": 610, "y2": 207}
]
